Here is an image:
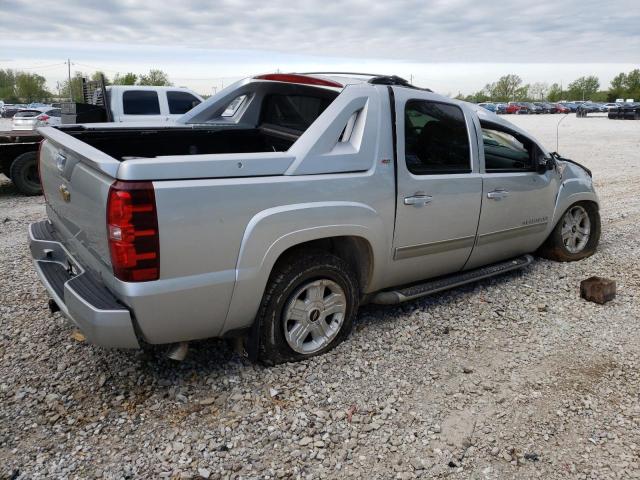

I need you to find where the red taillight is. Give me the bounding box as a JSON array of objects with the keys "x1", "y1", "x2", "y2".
[
  {"x1": 107, "y1": 181, "x2": 159, "y2": 282},
  {"x1": 253, "y1": 73, "x2": 342, "y2": 88},
  {"x1": 37, "y1": 114, "x2": 49, "y2": 122}
]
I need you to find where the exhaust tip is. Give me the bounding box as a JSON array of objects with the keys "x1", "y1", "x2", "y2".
[{"x1": 166, "y1": 342, "x2": 189, "y2": 361}]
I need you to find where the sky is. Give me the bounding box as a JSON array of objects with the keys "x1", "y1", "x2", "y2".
[{"x1": 1, "y1": 0, "x2": 638, "y2": 96}]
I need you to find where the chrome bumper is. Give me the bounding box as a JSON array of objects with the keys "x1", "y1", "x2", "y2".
[{"x1": 28, "y1": 220, "x2": 140, "y2": 348}]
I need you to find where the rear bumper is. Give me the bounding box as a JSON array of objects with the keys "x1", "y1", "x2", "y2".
[{"x1": 28, "y1": 220, "x2": 140, "y2": 348}]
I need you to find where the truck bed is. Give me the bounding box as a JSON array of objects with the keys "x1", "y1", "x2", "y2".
[{"x1": 57, "y1": 125, "x2": 297, "y2": 160}]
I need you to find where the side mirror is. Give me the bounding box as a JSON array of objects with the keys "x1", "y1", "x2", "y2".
[{"x1": 537, "y1": 156, "x2": 555, "y2": 173}]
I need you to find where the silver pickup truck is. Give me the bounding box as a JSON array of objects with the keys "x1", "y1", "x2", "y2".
[{"x1": 29, "y1": 73, "x2": 600, "y2": 364}]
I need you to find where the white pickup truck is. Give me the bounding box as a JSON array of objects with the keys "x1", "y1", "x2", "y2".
[
  {"x1": 29, "y1": 73, "x2": 600, "y2": 364},
  {"x1": 100, "y1": 86, "x2": 203, "y2": 123}
]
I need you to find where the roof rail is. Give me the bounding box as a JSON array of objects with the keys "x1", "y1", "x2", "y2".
[
  {"x1": 299, "y1": 71, "x2": 385, "y2": 77},
  {"x1": 368, "y1": 75, "x2": 433, "y2": 92}
]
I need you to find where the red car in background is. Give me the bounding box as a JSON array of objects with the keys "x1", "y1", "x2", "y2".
[
  {"x1": 506, "y1": 102, "x2": 520, "y2": 114},
  {"x1": 555, "y1": 103, "x2": 570, "y2": 114}
]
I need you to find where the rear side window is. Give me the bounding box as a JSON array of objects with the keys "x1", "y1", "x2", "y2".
[
  {"x1": 404, "y1": 100, "x2": 471, "y2": 175},
  {"x1": 122, "y1": 91, "x2": 160, "y2": 115},
  {"x1": 262, "y1": 94, "x2": 334, "y2": 132},
  {"x1": 481, "y1": 126, "x2": 533, "y2": 171},
  {"x1": 167, "y1": 91, "x2": 201, "y2": 114}
]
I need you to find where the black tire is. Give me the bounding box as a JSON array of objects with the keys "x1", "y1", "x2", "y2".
[
  {"x1": 10, "y1": 151, "x2": 42, "y2": 196},
  {"x1": 252, "y1": 251, "x2": 359, "y2": 365},
  {"x1": 538, "y1": 202, "x2": 601, "y2": 262}
]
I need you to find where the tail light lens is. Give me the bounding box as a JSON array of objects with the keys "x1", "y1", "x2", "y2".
[
  {"x1": 107, "y1": 181, "x2": 159, "y2": 282},
  {"x1": 37, "y1": 114, "x2": 49, "y2": 122}
]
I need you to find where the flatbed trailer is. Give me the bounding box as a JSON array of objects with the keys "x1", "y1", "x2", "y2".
[{"x1": 0, "y1": 130, "x2": 43, "y2": 195}]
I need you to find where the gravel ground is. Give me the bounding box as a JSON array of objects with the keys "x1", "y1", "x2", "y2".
[{"x1": 1, "y1": 114, "x2": 639, "y2": 480}]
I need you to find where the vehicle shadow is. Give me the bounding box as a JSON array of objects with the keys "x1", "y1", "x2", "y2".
[{"x1": 0, "y1": 175, "x2": 18, "y2": 195}]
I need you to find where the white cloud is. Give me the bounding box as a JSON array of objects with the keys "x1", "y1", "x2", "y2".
[
  {"x1": 3, "y1": 0, "x2": 639, "y2": 62},
  {"x1": 0, "y1": 0, "x2": 638, "y2": 94}
]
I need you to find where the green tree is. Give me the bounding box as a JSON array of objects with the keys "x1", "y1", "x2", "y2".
[
  {"x1": 567, "y1": 76, "x2": 600, "y2": 101},
  {"x1": 623, "y1": 69, "x2": 640, "y2": 100},
  {"x1": 15, "y1": 72, "x2": 50, "y2": 102},
  {"x1": 0, "y1": 69, "x2": 18, "y2": 102},
  {"x1": 547, "y1": 83, "x2": 563, "y2": 102},
  {"x1": 137, "y1": 69, "x2": 172, "y2": 86},
  {"x1": 90, "y1": 71, "x2": 111, "y2": 85},
  {"x1": 491, "y1": 74, "x2": 523, "y2": 101},
  {"x1": 61, "y1": 72, "x2": 84, "y2": 102},
  {"x1": 113, "y1": 72, "x2": 137, "y2": 85}
]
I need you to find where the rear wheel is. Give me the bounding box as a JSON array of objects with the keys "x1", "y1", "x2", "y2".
[
  {"x1": 253, "y1": 251, "x2": 359, "y2": 365},
  {"x1": 10, "y1": 151, "x2": 42, "y2": 196},
  {"x1": 538, "y1": 202, "x2": 600, "y2": 262}
]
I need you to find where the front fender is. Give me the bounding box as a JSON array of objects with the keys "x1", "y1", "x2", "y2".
[
  {"x1": 550, "y1": 166, "x2": 600, "y2": 229},
  {"x1": 221, "y1": 201, "x2": 387, "y2": 334}
]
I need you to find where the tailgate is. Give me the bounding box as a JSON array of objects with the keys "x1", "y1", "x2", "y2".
[{"x1": 38, "y1": 127, "x2": 121, "y2": 275}]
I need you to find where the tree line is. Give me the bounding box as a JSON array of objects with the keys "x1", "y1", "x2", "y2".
[
  {"x1": 0, "y1": 68, "x2": 172, "y2": 103},
  {"x1": 456, "y1": 69, "x2": 640, "y2": 103}
]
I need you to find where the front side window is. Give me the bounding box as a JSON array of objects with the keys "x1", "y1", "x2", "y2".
[
  {"x1": 404, "y1": 100, "x2": 471, "y2": 175},
  {"x1": 122, "y1": 90, "x2": 160, "y2": 115},
  {"x1": 167, "y1": 91, "x2": 201, "y2": 114},
  {"x1": 481, "y1": 126, "x2": 533, "y2": 171}
]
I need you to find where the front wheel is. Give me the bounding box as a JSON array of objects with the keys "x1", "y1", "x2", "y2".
[
  {"x1": 253, "y1": 252, "x2": 359, "y2": 365},
  {"x1": 538, "y1": 202, "x2": 601, "y2": 262}
]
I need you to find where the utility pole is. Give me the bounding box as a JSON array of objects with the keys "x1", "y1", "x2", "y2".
[
  {"x1": 66, "y1": 58, "x2": 72, "y2": 101},
  {"x1": 410, "y1": 74, "x2": 413, "y2": 84}
]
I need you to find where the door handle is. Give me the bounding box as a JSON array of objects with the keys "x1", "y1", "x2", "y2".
[
  {"x1": 404, "y1": 194, "x2": 433, "y2": 206},
  {"x1": 487, "y1": 189, "x2": 509, "y2": 200}
]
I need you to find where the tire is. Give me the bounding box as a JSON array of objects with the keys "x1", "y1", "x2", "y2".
[
  {"x1": 252, "y1": 251, "x2": 359, "y2": 365},
  {"x1": 10, "y1": 151, "x2": 42, "y2": 196},
  {"x1": 538, "y1": 202, "x2": 601, "y2": 262}
]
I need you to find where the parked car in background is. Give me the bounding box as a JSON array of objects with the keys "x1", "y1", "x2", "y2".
[
  {"x1": 12, "y1": 108, "x2": 62, "y2": 131},
  {"x1": 478, "y1": 102, "x2": 497, "y2": 112},
  {"x1": 559, "y1": 102, "x2": 578, "y2": 112},
  {"x1": 29, "y1": 72, "x2": 600, "y2": 363},
  {"x1": 495, "y1": 103, "x2": 507, "y2": 114},
  {"x1": 506, "y1": 102, "x2": 521, "y2": 114},
  {"x1": 522, "y1": 102, "x2": 542, "y2": 114},
  {"x1": 555, "y1": 103, "x2": 570, "y2": 114},
  {"x1": 534, "y1": 102, "x2": 557, "y2": 113},
  {"x1": 1, "y1": 104, "x2": 24, "y2": 118},
  {"x1": 603, "y1": 103, "x2": 621, "y2": 110}
]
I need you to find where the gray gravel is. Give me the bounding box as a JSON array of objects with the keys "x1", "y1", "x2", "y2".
[{"x1": 1, "y1": 114, "x2": 639, "y2": 479}]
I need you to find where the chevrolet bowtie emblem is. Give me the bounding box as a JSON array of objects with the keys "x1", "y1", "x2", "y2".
[{"x1": 59, "y1": 184, "x2": 71, "y2": 202}]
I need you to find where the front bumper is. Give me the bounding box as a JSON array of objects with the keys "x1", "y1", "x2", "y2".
[{"x1": 28, "y1": 220, "x2": 140, "y2": 348}]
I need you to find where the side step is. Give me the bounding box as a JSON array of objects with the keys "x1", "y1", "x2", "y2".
[{"x1": 371, "y1": 255, "x2": 534, "y2": 305}]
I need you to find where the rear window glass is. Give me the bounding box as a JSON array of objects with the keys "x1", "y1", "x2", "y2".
[
  {"x1": 262, "y1": 94, "x2": 334, "y2": 132},
  {"x1": 123, "y1": 90, "x2": 160, "y2": 115},
  {"x1": 14, "y1": 110, "x2": 41, "y2": 118},
  {"x1": 167, "y1": 91, "x2": 201, "y2": 114},
  {"x1": 404, "y1": 100, "x2": 471, "y2": 175}
]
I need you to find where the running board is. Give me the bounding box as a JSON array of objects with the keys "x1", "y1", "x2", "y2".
[{"x1": 371, "y1": 255, "x2": 534, "y2": 305}]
